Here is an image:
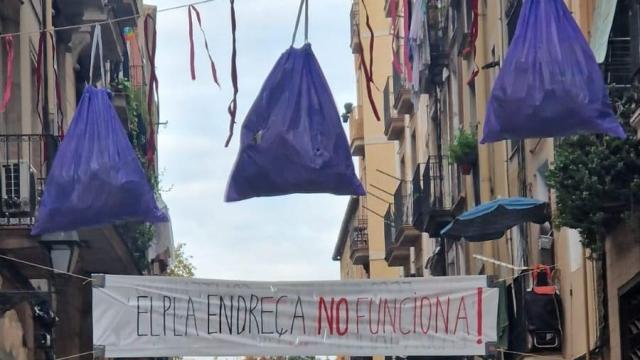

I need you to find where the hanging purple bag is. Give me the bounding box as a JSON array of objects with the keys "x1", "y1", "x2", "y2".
[
  {"x1": 481, "y1": 0, "x2": 625, "y2": 143},
  {"x1": 225, "y1": 0, "x2": 364, "y2": 202},
  {"x1": 32, "y1": 26, "x2": 166, "y2": 235}
]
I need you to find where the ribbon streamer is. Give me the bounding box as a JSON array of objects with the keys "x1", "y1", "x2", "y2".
[
  {"x1": 144, "y1": 14, "x2": 159, "y2": 169},
  {"x1": 0, "y1": 35, "x2": 14, "y2": 113},
  {"x1": 402, "y1": 0, "x2": 412, "y2": 84},
  {"x1": 360, "y1": 0, "x2": 376, "y2": 87},
  {"x1": 356, "y1": 8, "x2": 380, "y2": 122},
  {"x1": 390, "y1": 0, "x2": 403, "y2": 75},
  {"x1": 188, "y1": 5, "x2": 220, "y2": 86},
  {"x1": 465, "y1": 0, "x2": 480, "y2": 84},
  {"x1": 225, "y1": 0, "x2": 238, "y2": 147}
]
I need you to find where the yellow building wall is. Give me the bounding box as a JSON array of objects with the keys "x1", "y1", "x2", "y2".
[{"x1": 356, "y1": 0, "x2": 401, "y2": 281}]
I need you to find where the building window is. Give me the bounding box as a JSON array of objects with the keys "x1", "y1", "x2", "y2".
[
  {"x1": 620, "y1": 273, "x2": 640, "y2": 358},
  {"x1": 605, "y1": 0, "x2": 640, "y2": 91},
  {"x1": 505, "y1": 0, "x2": 523, "y2": 44}
]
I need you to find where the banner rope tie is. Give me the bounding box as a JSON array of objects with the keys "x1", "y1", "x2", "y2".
[{"x1": 0, "y1": 254, "x2": 94, "y2": 283}]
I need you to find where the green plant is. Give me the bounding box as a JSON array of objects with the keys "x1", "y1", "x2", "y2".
[
  {"x1": 449, "y1": 128, "x2": 477, "y2": 164},
  {"x1": 547, "y1": 86, "x2": 640, "y2": 256},
  {"x1": 167, "y1": 243, "x2": 196, "y2": 277}
]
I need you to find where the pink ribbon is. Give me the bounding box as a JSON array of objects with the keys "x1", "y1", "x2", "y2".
[{"x1": 0, "y1": 35, "x2": 14, "y2": 113}]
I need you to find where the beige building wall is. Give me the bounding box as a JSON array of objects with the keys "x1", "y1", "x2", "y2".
[{"x1": 353, "y1": 0, "x2": 401, "y2": 281}]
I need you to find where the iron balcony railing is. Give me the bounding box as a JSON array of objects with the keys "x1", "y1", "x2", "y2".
[
  {"x1": 411, "y1": 165, "x2": 425, "y2": 229},
  {"x1": 605, "y1": 37, "x2": 633, "y2": 89},
  {"x1": 0, "y1": 134, "x2": 59, "y2": 227},
  {"x1": 383, "y1": 205, "x2": 395, "y2": 262},
  {"x1": 393, "y1": 178, "x2": 416, "y2": 232},
  {"x1": 423, "y1": 155, "x2": 451, "y2": 212},
  {"x1": 349, "y1": 216, "x2": 368, "y2": 252},
  {"x1": 383, "y1": 77, "x2": 392, "y2": 131}
]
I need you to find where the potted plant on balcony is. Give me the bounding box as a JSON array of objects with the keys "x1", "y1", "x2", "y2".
[{"x1": 449, "y1": 128, "x2": 477, "y2": 175}]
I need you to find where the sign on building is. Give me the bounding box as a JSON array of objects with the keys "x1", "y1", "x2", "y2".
[{"x1": 92, "y1": 275, "x2": 498, "y2": 357}]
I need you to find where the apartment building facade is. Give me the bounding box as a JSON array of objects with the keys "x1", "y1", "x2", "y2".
[
  {"x1": 338, "y1": 0, "x2": 640, "y2": 359},
  {"x1": 333, "y1": 0, "x2": 402, "y2": 282},
  {"x1": 0, "y1": 1, "x2": 172, "y2": 359}
]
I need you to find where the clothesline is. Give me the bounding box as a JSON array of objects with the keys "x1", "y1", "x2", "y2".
[
  {"x1": 0, "y1": 0, "x2": 216, "y2": 39},
  {"x1": 0, "y1": 254, "x2": 94, "y2": 283}
]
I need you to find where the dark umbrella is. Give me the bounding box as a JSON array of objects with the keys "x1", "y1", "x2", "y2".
[{"x1": 440, "y1": 197, "x2": 550, "y2": 241}]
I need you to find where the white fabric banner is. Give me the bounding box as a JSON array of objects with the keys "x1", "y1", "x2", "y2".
[{"x1": 92, "y1": 275, "x2": 499, "y2": 357}]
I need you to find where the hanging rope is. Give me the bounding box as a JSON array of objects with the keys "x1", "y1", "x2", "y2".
[
  {"x1": 0, "y1": 254, "x2": 94, "y2": 283},
  {"x1": 290, "y1": 0, "x2": 309, "y2": 46},
  {"x1": 0, "y1": 0, "x2": 217, "y2": 39},
  {"x1": 225, "y1": 0, "x2": 238, "y2": 147},
  {"x1": 0, "y1": 35, "x2": 14, "y2": 113},
  {"x1": 55, "y1": 351, "x2": 95, "y2": 360},
  {"x1": 188, "y1": 5, "x2": 220, "y2": 86}
]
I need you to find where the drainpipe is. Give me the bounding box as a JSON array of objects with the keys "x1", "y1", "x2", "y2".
[
  {"x1": 42, "y1": 0, "x2": 53, "y2": 172},
  {"x1": 473, "y1": 2, "x2": 497, "y2": 274}
]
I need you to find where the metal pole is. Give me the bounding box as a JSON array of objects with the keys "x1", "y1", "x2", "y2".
[{"x1": 582, "y1": 246, "x2": 591, "y2": 360}]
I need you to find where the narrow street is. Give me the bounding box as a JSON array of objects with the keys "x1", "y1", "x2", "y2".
[{"x1": 0, "y1": 0, "x2": 639, "y2": 360}]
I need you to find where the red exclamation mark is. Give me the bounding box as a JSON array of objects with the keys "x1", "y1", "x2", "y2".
[{"x1": 476, "y1": 287, "x2": 483, "y2": 344}]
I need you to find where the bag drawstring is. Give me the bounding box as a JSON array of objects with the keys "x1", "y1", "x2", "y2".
[
  {"x1": 89, "y1": 24, "x2": 105, "y2": 87},
  {"x1": 291, "y1": 0, "x2": 309, "y2": 47}
]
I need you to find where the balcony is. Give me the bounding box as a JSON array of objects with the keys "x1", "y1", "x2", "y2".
[
  {"x1": 383, "y1": 77, "x2": 403, "y2": 140},
  {"x1": 0, "y1": 135, "x2": 58, "y2": 228},
  {"x1": 417, "y1": 155, "x2": 454, "y2": 236},
  {"x1": 349, "y1": 216, "x2": 369, "y2": 266},
  {"x1": 384, "y1": 205, "x2": 410, "y2": 267},
  {"x1": 392, "y1": 179, "x2": 422, "y2": 247},
  {"x1": 392, "y1": 64, "x2": 413, "y2": 115},
  {"x1": 349, "y1": 105, "x2": 364, "y2": 156},
  {"x1": 350, "y1": 1, "x2": 360, "y2": 54}
]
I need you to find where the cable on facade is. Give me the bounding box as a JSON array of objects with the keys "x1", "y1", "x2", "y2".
[{"x1": 0, "y1": 0, "x2": 217, "y2": 39}]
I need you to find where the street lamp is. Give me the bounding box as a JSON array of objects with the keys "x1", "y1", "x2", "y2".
[{"x1": 40, "y1": 231, "x2": 80, "y2": 273}]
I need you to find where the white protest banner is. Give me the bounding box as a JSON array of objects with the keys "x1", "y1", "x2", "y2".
[{"x1": 92, "y1": 275, "x2": 499, "y2": 357}]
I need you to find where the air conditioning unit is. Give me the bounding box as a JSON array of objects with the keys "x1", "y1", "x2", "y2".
[{"x1": 1, "y1": 160, "x2": 36, "y2": 215}]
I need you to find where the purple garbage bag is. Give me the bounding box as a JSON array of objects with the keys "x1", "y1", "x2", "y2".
[
  {"x1": 225, "y1": 44, "x2": 365, "y2": 202},
  {"x1": 482, "y1": 0, "x2": 625, "y2": 143},
  {"x1": 31, "y1": 86, "x2": 167, "y2": 235}
]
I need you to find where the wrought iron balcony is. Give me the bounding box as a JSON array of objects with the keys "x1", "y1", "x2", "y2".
[
  {"x1": 383, "y1": 77, "x2": 403, "y2": 140},
  {"x1": 349, "y1": 104, "x2": 364, "y2": 156},
  {"x1": 350, "y1": 1, "x2": 360, "y2": 54},
  {"x1": 392, "y1": 62, "x2": 413, "y2": 115},
  {"x1": 0, "y1": 134, "x2": 59, "y2": 228},
  {"x1": 605, "y1": 37, "x2": 634, "y2": 92},
  {"x1": 418, "y1": 155, "x2": 454, "y2": 236},
  {"x1": 384, "y1": 205, "x2": 410, "y2": 267},
  {"x1": 392, "y1": 179, "x2": 422, "y2": 247},
  {"x1": 349, "y1": 215, "x2": 368, "y2": 266}
]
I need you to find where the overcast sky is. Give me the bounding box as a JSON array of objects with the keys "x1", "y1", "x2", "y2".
[{"x1": 147, "y1": 0, "x2": 354, "y2": 281}]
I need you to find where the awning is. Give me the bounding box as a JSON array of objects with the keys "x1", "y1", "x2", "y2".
[
  {"x1": 441, "y1": 197, "x2": 550, "y2": 242},
  {"x1": 590, "y1": 0, "x2": 618, "y2": 63}
]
